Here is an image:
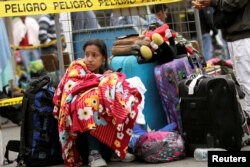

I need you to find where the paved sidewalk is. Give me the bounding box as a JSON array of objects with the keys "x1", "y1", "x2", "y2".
[
  {"x1": 1, "y1": 125, "x2": 250, "y2": 167},
  {"x1": 4, "y1": 159, "x2": 207, "y2": 167}
]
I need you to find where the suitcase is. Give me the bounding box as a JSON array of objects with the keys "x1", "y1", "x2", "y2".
[
  {"x1": 154, "y1": 56, "x2": 198, "y2": 133},
  {"x1": 110, "y1": 55, "x2": 167, "y2": 130},
  {"x1": 178, "y1": 75, "x2": 243, "y2": 155}
]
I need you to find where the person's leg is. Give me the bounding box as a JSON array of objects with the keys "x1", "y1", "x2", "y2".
[
  {"x1": 86, "y1": 133, "x2": 107, "y2": 167},
  {"x1": 87, "y1": 133, "x2": 100, "y2": 152},
  {"x1": 222, "y1": 39, "x2": 230, "y2": 60},
  {"x1": 228, "y1": 38, "x2": 250, "y2": 144},
  {"x1": 20, "y1": 50, "x2": 30, "y2": 72},
  {"x1": 30, "y1": 49, "x2": 40, "y2": 61},
  {"x1": 202, "y1": 33, "x2": 213, "y2": 61},
  {"x1": 228, "y1": 38, "x2": 250, "y2": 118}
]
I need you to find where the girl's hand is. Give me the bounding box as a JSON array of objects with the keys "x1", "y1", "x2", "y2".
[{"x1": 104, "y1": 70, "x2": 113, "y2": 74}]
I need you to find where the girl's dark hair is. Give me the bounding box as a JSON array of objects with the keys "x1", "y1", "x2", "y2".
[
  {"x1": 83, "y1": 39, "x2": 109, "y2": 74},
  {"x1": 151, "y1": 4, "x2": 167, "y2": 14}
]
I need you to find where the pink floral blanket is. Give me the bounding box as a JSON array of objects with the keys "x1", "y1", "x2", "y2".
[{"x1": 53, "y1": 59, "x2": 142, "y2": 167}]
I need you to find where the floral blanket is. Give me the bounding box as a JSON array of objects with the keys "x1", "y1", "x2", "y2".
[{"x1": 53, "y1": 59, "x2": 142, "y2": 167}]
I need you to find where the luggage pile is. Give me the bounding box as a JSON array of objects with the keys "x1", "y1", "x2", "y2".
[
  {"x1": 111, "y1": 22, "x2": 250, "y2": 163},
  {"x1": 4, "y1": 22, "x2": 250, "y2": 166}
]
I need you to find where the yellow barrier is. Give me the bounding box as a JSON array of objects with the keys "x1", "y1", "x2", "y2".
[
  {"x1": 0, "y1": 97, "x2": 23, "y2": 107},
  {"x1": 0, "y1": 0, "x2": 181, "y2": 17},
  {"x1": 11, "y1": 36, "x2": 65, "y2": 50}
]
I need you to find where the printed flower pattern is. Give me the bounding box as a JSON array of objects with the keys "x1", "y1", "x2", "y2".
[
  {"x1": 56, "y1": 88, "x2": 61, "y2": 96},
  {"x1": 80, "y1": 69, "x2": 86, "y2": 76},
  {"x1": 98, "y1": 104, "x2": 104, "y2": 113},
  {"x1": 117, "y1": 132, "x2": 124, "y2": 140},
  {"x1": 104, "y1": 88, "x2": 115, "y2": 101},
  {"x1": 53, "y1": 106, "x2": 59, "y2": 115},
  {"x1": 87, "y1": 123, "x2": 96, "y2": 129},
  {"x1": 126, "y1": 128, "x2": 133, "y2": 136},
  {"x1": 114, "y1": 139, "x2": 121, "y2": 148},
  {"x1": 68, "y1": 69, "x2": 79, "y2": 77},
  {"x1": 108, "y1": 74, "x2": 118, "y2": 85},
  {"x1": 65, "y1": 115, "x2": 72, "y2": 127},
  {"x1": 64, "y1": 80, "x2": 77, "y2": 92},
  {"x1": 85, "y1": 95, "x2": 99, "y2": 111},
  {"x1": 130, "y1": 110, "x2": 136, "y2": 119},
  {"x1": 59, "y1": 130, "x2": 69, "y2": 146},
  {"x1": 93, "y1": 112, "x2": 107, "y2": 126},
  {"x1": 78, "y1": 107, "x2": 93, "y2": 120},
  {"x1": 117, "y1": 123, "x2": 124, "y2": 131},
  {"x1": 116, "y1": 82, "x2": 123, "y2": 92},
  {"x1": 125, "y1": 117, "x2": 130, "y2": 125}
]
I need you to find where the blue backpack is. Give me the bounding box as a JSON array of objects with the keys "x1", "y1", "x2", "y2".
[{"x1": 4, "y1": 76, "x2": 63, "y2": 166}]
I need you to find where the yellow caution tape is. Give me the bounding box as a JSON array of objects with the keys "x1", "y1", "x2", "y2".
[
  {"x1": 11, "y1": 36, "x2": 65, "y2": 50},
  {"x1": 0, "y1": 0, "x2": 181, "y2": 17},
  {"x1": 0, "y1": 97, "x2": 23, "y2": 107}
]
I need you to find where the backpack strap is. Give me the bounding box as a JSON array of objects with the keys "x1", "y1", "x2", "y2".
[
  {"x1": 18, "y1": 92, "x2": 34, "y2": 166},
  {"x1": 4, "y1": 140, "x2": 20, "y2": 164},
  {"x1": 29, "y1": 76, "x2": 51, "y2": 93}
]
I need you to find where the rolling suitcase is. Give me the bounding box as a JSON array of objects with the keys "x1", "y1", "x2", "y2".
[
  {"x1": 110, "y1": 55, "x2": 167, "y2": 130},
  {"x1": 178, "y1": 75, "x2": 243, "y2": 155},
  {"x1": 154, "y1": 55, "x2": 199, "y2": 133}
]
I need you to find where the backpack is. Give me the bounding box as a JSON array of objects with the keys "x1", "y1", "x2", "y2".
[
  {"x1": 134, "y1": 131, "x2": 185, "y2": 163},
  {"x1": 4, "y1": 76, "x2": 63, "y2": 166}
]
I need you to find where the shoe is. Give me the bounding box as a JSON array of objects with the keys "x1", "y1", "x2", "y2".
[
  {"x1": 242, "y1": 110, "x2": 250, "y2": 145},
  {"x1": 88, "y1": 150, "x2": 107, "y2": 167},
  {"x1": 110, "y1": 152, "x2": 136, "y2": 162}
]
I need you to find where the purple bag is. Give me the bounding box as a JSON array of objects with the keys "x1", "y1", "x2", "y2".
[
  {"x1": 154, "y1": 56, "x2": 197, "y2": 133},
  {"x1": 135, "y1": 131, "x2": 185, "y2": 163}
]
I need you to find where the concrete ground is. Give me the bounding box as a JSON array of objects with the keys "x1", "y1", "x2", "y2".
[
  {"x1": 1, "y1": 99, "x2": 249, "y2": 167},
  {"x1": 1, "y1": 123, "x2": 250, "y2": 167}
]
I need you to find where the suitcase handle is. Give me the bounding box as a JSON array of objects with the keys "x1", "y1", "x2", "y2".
[{"x1": 188, "y1": 75, "x2": 205, "y2": 95}]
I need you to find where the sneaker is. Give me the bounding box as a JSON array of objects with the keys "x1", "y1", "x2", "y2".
[
  {"x1": 110, "y1": 152, "x2": 136, "y2": 162},
  {"x1": 242, "y1": 110, "x2": 250, "y2": 145},
  {"x1": 88, "y1": 150, "x2": 107, "y2": 167}
]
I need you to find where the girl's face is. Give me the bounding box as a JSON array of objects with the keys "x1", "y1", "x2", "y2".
[
  {"x1": 84, "y1": 44, "x2": 105, "y2": 73},
  {"x1": 156, "y1": 10, "x2": 167, "y2": 22}
]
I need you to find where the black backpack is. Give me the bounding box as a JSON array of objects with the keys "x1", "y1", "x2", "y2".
[{"x1": 4, "y1": 76, "x2": 63, "y2": 166}]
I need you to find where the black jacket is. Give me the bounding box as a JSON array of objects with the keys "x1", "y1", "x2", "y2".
[
  {"x1": 199, "y1": 7, "x2": 218, "y2": 35},
  {"x1": 211, "y1": 0, "x2": 250, "y2": 41}
]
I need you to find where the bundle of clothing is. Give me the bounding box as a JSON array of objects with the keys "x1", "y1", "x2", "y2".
[{"x1": 53, "y1": 59, "x2": 144, "y2": 166}]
